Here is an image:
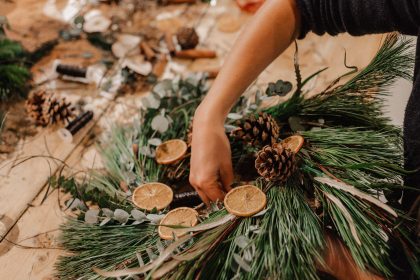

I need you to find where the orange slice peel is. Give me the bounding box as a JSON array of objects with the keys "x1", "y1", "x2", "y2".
[
  {"x1": 132, "y1": 182, "x2": 173, "y2": 211},
  {"x1": 281, "y1": 135, "x2": 304, "y2": 153},
  {"x1": 158, "y1": 207, "x2": 199, "y2": 240},
  {"x1": 156, "y1": 139, "x2": 188, "y2": 165},
  {"x1": 224, "y1": 185, "x2": 267, "y2": 217}
]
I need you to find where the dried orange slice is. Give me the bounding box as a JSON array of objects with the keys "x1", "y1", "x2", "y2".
[
  {"x1": 155, "y1": 139, "x2": 188, "y2": 165},
  {"x1": 158, "y1": 207, "x2": 199, "y2": 240},
  {"x1": 132, "y1": 183, "x2": 173, "y2": 211},
  {"x1": 281, "y1": 135, "x2": 304, "y2": 153},
  {"x1": 224, "y1": 185, "x2": 266, "y2": 217}
]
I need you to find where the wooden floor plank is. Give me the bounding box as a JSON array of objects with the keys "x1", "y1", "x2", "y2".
[{"x1": 0, "y1": 141, "x2": 93, "y2": 280}]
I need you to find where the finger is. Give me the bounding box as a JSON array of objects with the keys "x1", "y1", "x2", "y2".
[
  {"x1": 195, "y1": 188, "x2": 210, "y2": 205},
  {"x1": 220, "y1": 162, "x2": 234, "y2": 193},
  {"x1": 204, "y1": 182, "x2": 226, "y2": 203}
]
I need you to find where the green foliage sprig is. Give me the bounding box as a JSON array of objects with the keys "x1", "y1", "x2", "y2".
[{"x1": 0, "y1": 39, "x2": 31, "y2": 101}]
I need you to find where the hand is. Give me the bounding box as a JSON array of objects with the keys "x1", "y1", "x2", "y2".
[{"x1": 189, "y1": 109, "x2": 234, "y2": 205}]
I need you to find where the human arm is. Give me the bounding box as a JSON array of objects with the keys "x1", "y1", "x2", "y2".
[{"x1": 189, "y1": 0, "x2": 301, "y2": 204}]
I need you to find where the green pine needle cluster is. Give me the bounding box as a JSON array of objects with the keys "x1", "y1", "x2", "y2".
[
  {"x1": 0, "y1": 39, "x2": 30, "y2": 101},
  {"x1": 204, "y1": 183, "x2": 324, "y2": 280},
  {"x1": 56, "y1": 219, "x2": 159, "y2": 280},
  {"x1": 301, "y1": 128, "x2": 404, "y2": 190},
  {"x1": 266, "y1": 34, "x2": 414, "y2": 130}
]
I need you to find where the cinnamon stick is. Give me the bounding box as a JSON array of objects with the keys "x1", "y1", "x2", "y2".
[
  {"x1": 174, "y1": 49, "x2": 217, "y2": 59},
  {"x1": 132, "y1": 143, "x2": 139, "y2": 159},
  {"x1": 164, "y1": 32, "x2": 176, "y2": 55},
  {"x1": 140, "y1": 41, "x2": 156, "y2": 61},
  {"x1": 153, "y1": 55, "x2": 168, "y2": 77}
]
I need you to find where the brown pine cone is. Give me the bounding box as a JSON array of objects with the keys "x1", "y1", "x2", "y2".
[
  {"x1": 232, "y1": 112, "x2": 280, "y2": 147},
  {"x1": 26, "y1": 89, "x2": 75, "y2": 127},
  {"x1": 176, "y1": 27, "x2": 199, "y2": 50},
  {"x1": 255, "y1": 143, "x2": 296, "y2": 182},
  {"x1": 41, "y1": 95, "x2": 75, "y2": 126},
  {"x1": 26, "y1": 89, "x2": 49, "y2": 126}
]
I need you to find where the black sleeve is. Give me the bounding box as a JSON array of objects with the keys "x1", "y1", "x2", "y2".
[{"x1": 296, "y1": 0, "x2": 420, "y2": 38}]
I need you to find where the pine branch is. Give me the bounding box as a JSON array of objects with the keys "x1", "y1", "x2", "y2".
[
  {"x1": 56, "y1": 219, "x2": 159, "y2": 280},
  {"x1": 316, "y1": 182, "x2": 392, "y2": 277},
  {"x1": 200, "y1": 181, "x2": 324, "y2": 280},
  {"x1": 243, "y1": 183, "x2": 324, "y2": 280},
  {"x1": 301, "y1": 128, "x2": 404, "y2": 190},
  {"x1": 0, "y1": 39, "x2": 30, "y2": 101},
  {"x1": 299, "y1": 34, "x2": 414, "y2": 130},
  {"x1": 266, "y1": 34, "x2": 415, "y2": 131}
]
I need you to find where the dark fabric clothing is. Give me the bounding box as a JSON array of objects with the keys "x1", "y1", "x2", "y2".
[
  {"x1": 295, "y1": 1, "x2": 420, "y2": 277},
  {"x1": 296, "y1": 0, "x2": 420, "y2": 205},
  {"x1": 296, "y1": 0, "x2": 420, "y2": 37}
]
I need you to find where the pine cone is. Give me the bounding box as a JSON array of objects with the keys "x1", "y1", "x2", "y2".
[
  {"x1": 42, "y1": 94, "x2": 75, "y2": 126},
  {"x1": 26, "y1": 89, "x2": 48, "y2": 126},
  {"x1": 176, "y1": 27, "x2": 199, "y2": 50},
  {"x1": 26, "y1": 89, "x2": 75, "y2": 126},
  {"x1": 232, "y1": 112, "x2": 280, "y2": 147},
  {"x1": 255, "y1": 143, "x2": 296, "y2": 182}
]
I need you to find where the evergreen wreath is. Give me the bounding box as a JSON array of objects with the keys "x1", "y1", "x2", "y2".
[{"x1": 53, "y1": 34, "x2": 419, "y2": 279}]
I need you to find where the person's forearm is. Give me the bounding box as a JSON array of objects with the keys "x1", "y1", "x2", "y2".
[{"x1": 195, "y1": 0, "x2": 301, "y2": 125}]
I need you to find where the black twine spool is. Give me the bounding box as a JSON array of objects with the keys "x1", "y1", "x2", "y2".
[
  {"x1": 56, "y1": 64, "x2": 87, "y2": 78},
  {"x1": 66, "y1": 110, "x2": 94, "y2": 135},
  {"x1": 171, "y1": 191, "x2": 202, "y2": 208},
  {"x1": 58, "y1": 111, "x2": 94, "y2": 142}
]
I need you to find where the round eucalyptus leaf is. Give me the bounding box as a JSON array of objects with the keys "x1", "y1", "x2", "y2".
[
  {"x1": 233, "y1": 254, "x2": 252, "y2": 272},
  {"x1": 66, "y1": 198, "x2": 86, "y2": 211},
  {"x1": 142, "y1": 94, "x2": 160, "y2": 109},
  {"x1": 148, "y1": 138, "x2": 162, "y2": 146},
  {"x1": 131, "y1": 209, "x2": 147, "y2": 222},
  {"x1": 114, "y1": 209, "x2": 130, "y2": 224},
  {"x1": 139, "y1": 146, "x2": 155, "y2": 158},
  {"x1": 151, "y1": 115, "x2": 169, "y2": 133},
  {"x1": 243, "y1": 249, "x2": 253, "y2": 262},
  {"x1": 234, "y1": 235, "x2": 250, "y2": 249},
  {"x1": 252, "y1": 208, "x2": 268, "y2": 217},
  {"x1": 146, "y1": 214, "x2": 164, "y2": 224},
  {"x1": 266, "y1": 80, "x2": 293, "y2": 96},
  {"x1": 227, "y1": 113, "x2": 243, "y2": 120},
  {"x1": 99, "y1": 217, "x2": 112, "y2": 226},
  {"x1": 85, "y1": 209, "x2": 100, "y2": 224},
  {"x1": 224, "y1": 124, "x2": 238, "y2": 133},
  {"x1": 102, "y1": 208, "x2": 114, "y2": 218},
  {"x1": 153, "y1": 79, "x2": 173, "y2": 98}
]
